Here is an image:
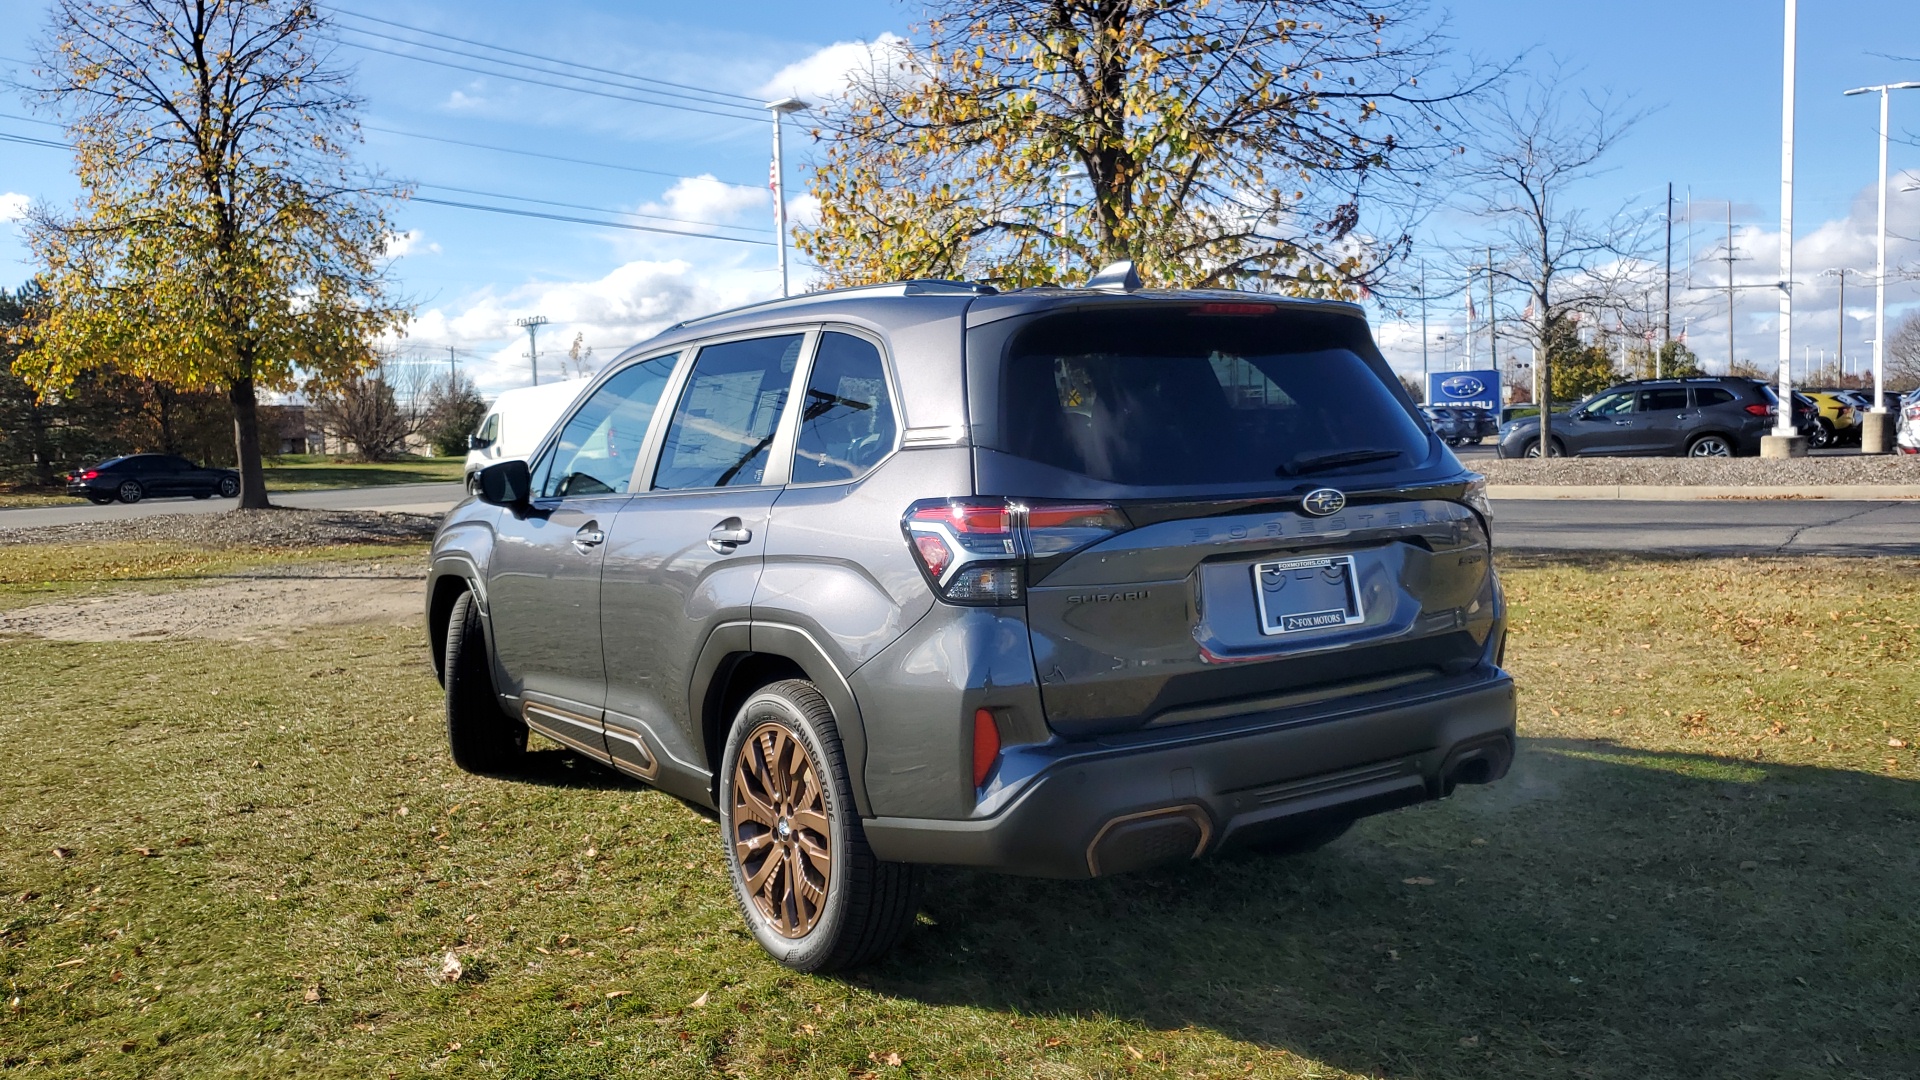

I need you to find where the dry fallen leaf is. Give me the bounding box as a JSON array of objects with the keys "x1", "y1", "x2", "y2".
[
  {"x1": 867, "y1": 1050, "x2": 904, "y2": 1066},
  {"x1": 1403, "y1": 876, "x2": 1437, "y2": 886},
  {"x1": 1890, "y1": 738, "x2": 1908, "y2": 748},
  {"x1": 689, "y1": 991, "x2": 709, "y2": 1008},
  {"x1": 52, "y1": 958, "x2": 85, "y2": 969},
  {"x1": 303, "y1": 985, "x2": 324, "y2": 1004},
  {"x1": 605, "y1": 990, "x2": 631, "y2": 999},
  {"x1": 1459, "y1": 1035, "x2": 1480, "y2": 1048},
  {"x1": 1124, "y1": 1045, "x2": 1145, "y2": 1061},
  {"x1": 50, "y1": 847, "x2": 70, "y2": 859},
  {"x1": 134, "y1": 847, "x2": 156, "y2": 858},
  {"x1": 440, "y1": 952, "x2": 464, "y2": 983}
]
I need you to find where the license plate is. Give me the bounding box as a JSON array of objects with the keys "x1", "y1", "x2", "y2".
[{"x1": 1251, "y1": 555, "x2": 1363, "y2": 636}]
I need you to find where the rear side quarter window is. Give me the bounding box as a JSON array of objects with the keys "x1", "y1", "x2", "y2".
[{"x1": 793, "y1": 331, "x2": 897, "y2": 484}]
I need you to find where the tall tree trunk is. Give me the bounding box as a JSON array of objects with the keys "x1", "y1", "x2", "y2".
[{"x1": 229, "y1": 376, "x2": 270, "y2": 508}]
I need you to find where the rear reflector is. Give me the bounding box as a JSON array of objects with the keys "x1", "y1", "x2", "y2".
[{"x1": 972, "y1": 709, "x2": 1001, "y2": 787}]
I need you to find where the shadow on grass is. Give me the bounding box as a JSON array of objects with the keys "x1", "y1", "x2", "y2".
[{"x1": 866, "y1": 738, "x2": 1920, "y2": 1079}]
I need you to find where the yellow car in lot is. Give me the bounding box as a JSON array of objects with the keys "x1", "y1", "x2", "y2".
[{"x1": 1801, "y1": 391, "x2": 1858, "y2": 447}]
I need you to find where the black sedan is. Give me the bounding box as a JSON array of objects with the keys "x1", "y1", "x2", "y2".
[{"x1": 66, "y1": 454, "x2": 240, "y2": 504}]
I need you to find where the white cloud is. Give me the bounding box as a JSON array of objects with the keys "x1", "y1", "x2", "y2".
[
  {"x1": 444, "y1": 87, "x2": 487, "y2": 111},
  {"x1": 756, "y1": 33, "x2": 911, "y2": 103},
  {"x1": 642, "y1": 175, "x2": 767, "y2": 226},
  {"x1": 383, "y1": 229, "x2": 439, "y2": 258},
  {"x1": 397, "y1": 254, "x2": 777, "y2": 396},
  {"x1": 0, "y1": 193, "x2": 29, "y2": 222}
]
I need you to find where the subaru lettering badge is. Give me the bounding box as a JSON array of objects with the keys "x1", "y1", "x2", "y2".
[
  {"x1": 1301, "y1": 488, "x2": 1346, "y2": 517},
  {"x1": 1440, "y1": 375, "x2": 1485, "y2": 399}
]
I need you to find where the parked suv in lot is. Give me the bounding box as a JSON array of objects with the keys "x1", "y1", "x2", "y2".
[
  {"x1": 1496, "y1": 376, "x2": 1777, "y2": 458},
  {"x1": 428, "y1": 269, "x2": 1515, "y2": 970}
]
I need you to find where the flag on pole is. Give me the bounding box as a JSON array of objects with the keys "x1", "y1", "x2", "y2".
[{"x1": 1466, "y1": 295, "x2": 1477, "y2": 322}]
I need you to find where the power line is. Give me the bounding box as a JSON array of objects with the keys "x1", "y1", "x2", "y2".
[
  {"x1": 330, "y1": 37, "x2": 763, "y2": 123},
  {"x1": 0, "y1": 130, "x2": 69, "y2": 150},
  {"x1": 361, "y1": 124, "x2": 748, "y2": 185},
  {"x1": 326, "y1": 7, "x2": 761, "y2": 105},
  {"x1": 408, "y1": 195, "x2": 773, "y2": 244},
  {"x1": 414, "y1": 182, "x2": 765, "y2": 234},
  {"x1": 331, "y1": 22, "x2": 760, "y2": 113}
]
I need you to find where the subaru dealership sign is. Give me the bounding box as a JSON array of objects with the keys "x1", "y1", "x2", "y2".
[{"x1": 1427, "y1": 369, "x2": 1501, "y2": 410}]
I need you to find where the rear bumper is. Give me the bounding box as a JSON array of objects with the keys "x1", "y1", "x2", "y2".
[{"x1": 863, "y1": 672, "x2": 1516, "y2": 878}]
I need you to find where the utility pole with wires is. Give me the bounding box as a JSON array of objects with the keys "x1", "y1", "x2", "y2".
[
  {"x1": 516, "y1": 315, "x2": 548, "y2": 386},
  {"x1": 1821, "y1": 268, "x2": 1848, "y2": 387},
  {"x1": 448, "y1": 345, "x2": 458, "y2": 385}
]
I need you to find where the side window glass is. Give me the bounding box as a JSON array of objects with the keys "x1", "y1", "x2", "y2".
[
  {"x1": 793, "y1": 332, "x2": 897, "y2": 483},
  {"x1": 536, "y1": 355, "x2": 678, "y2": 499},
  {"x1": 1694, "y1": 387, "x2": 1734, "y2": 408},
  {"x1": 653, "y1": 334, "x2": 804, "y2": 490},
  {"x1": 1641, "y1": 388, "x2": 1688, "y2": 412},
  {"x1": 1587, "y1": 392, "x2": 1634, "y2": 416}
]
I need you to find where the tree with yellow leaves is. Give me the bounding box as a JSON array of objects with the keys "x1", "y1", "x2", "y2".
[
  {"x1": 17, "y1": 0, "x2": 410, "y2": 507},
  {"x1": 797, "y1": 0, "x2": 1481, "y2": 295}
]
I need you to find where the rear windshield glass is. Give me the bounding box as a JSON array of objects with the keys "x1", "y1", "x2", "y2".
[{"x1": 998, "y1": 309, "x2": 1428, "y2": 487}]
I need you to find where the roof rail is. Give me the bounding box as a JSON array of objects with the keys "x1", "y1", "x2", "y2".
[{"x1": 664, "y1": 278, "x2": 997, "y2": 331}]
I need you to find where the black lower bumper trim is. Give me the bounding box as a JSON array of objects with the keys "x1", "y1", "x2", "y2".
[{"x1": 863, "y1": 674, "x2": 1516, "y2": 878}]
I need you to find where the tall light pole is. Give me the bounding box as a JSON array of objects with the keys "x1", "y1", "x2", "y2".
[
  {"x1": 1842, "y1": 81, "x2": 1920, "y2": 452},
  {"x1": 765, "y1": 96, "x2": 808, "y2": 298},
  {"x1": 1417, "y1": 260, "x2": 1429, "y2": 391},
  {"x1": 515, "y1": 315, "x2": 548, "y2": 386},
  {"x1": 1763, "y1": 0, "x2": 1802, "y2": 457}
]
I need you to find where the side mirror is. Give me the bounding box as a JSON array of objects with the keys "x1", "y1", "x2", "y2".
[
  {"x1": 467, "y1": 433, "x2": 493, "y2": 451},
  {"x1": 474, "y1": 458, "x2": 532, "y2": 508}
]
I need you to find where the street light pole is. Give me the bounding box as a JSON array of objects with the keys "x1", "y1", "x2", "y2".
[
  {"x1": 1763, "y1": 0, "x2": 1802, "y2": 457},
  {"x1": 1842, "y1": 80, "x2": 1920, "y2": 452},
  {"x1": 765, "y1": 97, "x2": 809, "y2": 298}
]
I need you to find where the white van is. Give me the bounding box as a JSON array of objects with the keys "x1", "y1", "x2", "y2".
[{"x1": 465, "y1": 380, "x2": 594, "y2": 486}]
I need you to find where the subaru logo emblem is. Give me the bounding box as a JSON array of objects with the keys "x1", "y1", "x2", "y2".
[
  {"x1": 1301, "y1": 488, "x2": 1346, "y2": 517},
  {"x1": 1440, "y1": 375, "x2": 1485, "y2": 399}
]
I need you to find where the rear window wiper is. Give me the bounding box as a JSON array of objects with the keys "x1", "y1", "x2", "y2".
[{"x1": 1276, "y1": 448, "x2": 1404, "y2": 476}]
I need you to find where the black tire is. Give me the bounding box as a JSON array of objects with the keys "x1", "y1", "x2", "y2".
[
  {"x1": 1522, "y1": 438, "x2": 1564, "y2": 459},
  {"x1": 218, "y1": 475, "x2": 239, "y2": 498},
  {"x1": 1808, "y1": 420, "x2": 1833, "y2": 449},
  {"x1": 443, "y1": 590, "x2": 527, "y2": 774},
  {"x1": 1244, "y1": 816, "x2": 1356, "y2": 858},
  {"x1": 115, "y1": 480, "x2": 143, "y2": 504},
  {"x1": 720, "y1": 680, "x2": 921, "y2": 972},
  {"x1": 86, "y1": 494, "x2": 113, "y2": 505}
]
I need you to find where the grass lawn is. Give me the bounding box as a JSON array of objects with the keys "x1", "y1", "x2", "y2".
[
  {"x1": 259, "y1": 455, "x2": 464, "y2": 492},
  {"x1": 0, "y1": 556, "x2": 1915, "y2": 1078},
  {"x1": 0, "y1": 457, "x2": 462, "y2": 508},
  {"x1": 0, "y1": 542, "x2": 426, "y2": 613}
]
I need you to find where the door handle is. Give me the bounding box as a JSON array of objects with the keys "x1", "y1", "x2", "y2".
[
  {"x1": 708, "y1": 521, "x2": 753, "y2": 554},
  {"x1": 572, "y1": 523, "x2": 605, "y2": 553},
  {"x1": 1613, "y1": 420, "x2": 1633, "y2": 426}
]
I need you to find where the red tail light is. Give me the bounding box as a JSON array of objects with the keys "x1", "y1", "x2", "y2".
[
  {"x1": 1743, "y1": 404, "x2": 1773, "y2": 417},
  {"x1": 81, "y1": 470, "x2": 99, "y2": 480},
  {"x1": 903, "y1": 498, "x2": 1131, "y2": 605},
  {"x1": 971, "y1": 709, "x2": 1001, "y2": 787}
]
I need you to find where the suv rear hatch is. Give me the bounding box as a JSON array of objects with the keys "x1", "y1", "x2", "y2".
[{"x1": 959, "y1": 299, "x2": 1499, "y2": 737}]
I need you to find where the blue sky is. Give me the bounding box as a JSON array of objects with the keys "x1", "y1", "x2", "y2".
[{"x1": 3, "y1": 0, "x2": 1919, "y2": 393}]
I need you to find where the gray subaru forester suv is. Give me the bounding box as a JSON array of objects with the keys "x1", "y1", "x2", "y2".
[{"x1": 428, "y1": 268, "x2": 1515, "y2": 971}]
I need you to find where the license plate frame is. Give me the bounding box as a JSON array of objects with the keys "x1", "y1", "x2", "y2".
[{"x1": 1251, "y1": 554, "x2": 1364, "y2": 636}]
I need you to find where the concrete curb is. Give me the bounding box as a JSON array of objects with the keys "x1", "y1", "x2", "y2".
[{"x1": 1488, "y1": 484, "x2": 1920, "y2": 501}]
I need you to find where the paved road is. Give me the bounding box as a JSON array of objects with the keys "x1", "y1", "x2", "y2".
[
  {"x1": 1493, "y1": 499, "x2": 1920, "y2": 556},
  {"x1": 0, "y1": 482, "x2": 467, "y2": 529},
  {"x1": 4, "y1": 484, "x2": 1915, "y2": 556}
]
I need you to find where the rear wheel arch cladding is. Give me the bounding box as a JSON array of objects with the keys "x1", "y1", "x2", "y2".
[{"x1": 702, "y1": 637, "x2": 872, "y2": 816}]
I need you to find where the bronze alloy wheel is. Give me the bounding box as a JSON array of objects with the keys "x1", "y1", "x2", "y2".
[{"x1": 731, "y1": 721, "x2": 833, "y2": 938}]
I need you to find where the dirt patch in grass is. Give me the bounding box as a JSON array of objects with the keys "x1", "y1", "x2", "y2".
[
  {"x1": 0, "y1": 558, "x2": 1914, "y2": 1078},
  {"x1": 0, "y1": 560, "x2": 423, "y2": 641}
]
